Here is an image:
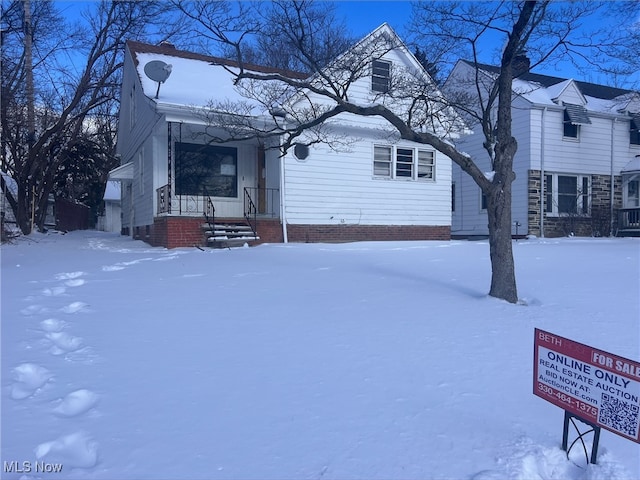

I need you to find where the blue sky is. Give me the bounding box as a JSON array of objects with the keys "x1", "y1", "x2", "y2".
[{"x1": 53, "y1": 1, "x2": 635, "y2": 88}]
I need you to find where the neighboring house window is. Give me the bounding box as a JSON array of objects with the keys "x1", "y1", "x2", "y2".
[
  {"x1": 563, "y1": 104, "x2": 591, "y2": 140},
  {"x1": 481, "y1": 192, "x2": 487, "y2": 211},
  {"x1": 451, "y1": 183, "x2": 456, "y2": 212},
  {"x1": 175, "y1": 143, "x2": 237, "y2": 197},
  {"x1": 630, "y1": 116, "x2": 640, "y2": 145},
  {"x1": 373, "y1": 145, "x2": 435, "y2": 181},
  {"x1": 625, "y1": 179, "x2": 639, "y2": 207},
  {"x1": 563, "y1": 110, "x2": 579, "y2": 139},
  {"x1": 130, "y1": 84, "x2": 136, "y2": 130},
  {"x1": 372, "y1": 59, "x2": 391, "y2": 93},
  {"x1": 545, "y1": 173, "x2": 590, "y2": 215}
]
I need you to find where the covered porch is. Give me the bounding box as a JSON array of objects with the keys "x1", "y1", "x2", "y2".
[{"x1": 618, "y1": 156, "x2": 640, "y2": 237}]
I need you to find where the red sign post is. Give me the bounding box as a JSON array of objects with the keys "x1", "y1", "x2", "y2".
[{"x1": 534, "y1": 328, "x2": 640, "y2": 444}]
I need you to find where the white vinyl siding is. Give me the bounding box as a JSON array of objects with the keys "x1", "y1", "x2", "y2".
[{"x1": 284, "y1": 135, "x2": 451, "y2": 226}]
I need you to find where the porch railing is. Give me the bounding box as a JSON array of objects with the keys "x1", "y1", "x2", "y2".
[
  {"x1": 619, "y1": 207, "x2": 640, "y2": 230},
  {"x1": 244, "y1": 187, "x2": 280, "y2": 218},
  {"x1": 157, "y1": 184, "x2": 170, "y2": 214},
  {"x1": 156, "y1": 184, "x2": 216, "y2": 218}
]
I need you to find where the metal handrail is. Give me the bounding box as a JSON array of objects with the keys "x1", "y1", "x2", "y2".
[
  {"x1": 203, "y1": 189, "x2": 215, "y2": 228},
  {"x1": 243, "y1": 187, "x2": 258, "y2": 237}
]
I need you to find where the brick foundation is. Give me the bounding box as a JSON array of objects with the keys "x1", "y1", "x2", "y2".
[
  {"x1": 135, "y1": 217, "x2": 449, "y2": 248},
  {"x1": 287, "y1": 224, "x2": 451, "y2": 243}
]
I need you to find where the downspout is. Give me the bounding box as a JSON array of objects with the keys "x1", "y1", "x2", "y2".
[
  {"x1": 610, "y1": 117, "x2": 616, "y2": 236},
  {"x1": 540, "y1": 107, "x2": 546, "y2": 238},
  {"x1": 280, "y1": 149, "x2": 288, "y2": 243}
]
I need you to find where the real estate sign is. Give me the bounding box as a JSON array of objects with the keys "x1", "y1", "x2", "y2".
[{"x1": 534, "y1": 328, "x2": 640, "y2": 443}]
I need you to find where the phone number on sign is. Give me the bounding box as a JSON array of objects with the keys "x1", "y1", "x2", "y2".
[{"x1": 537, "y1": 383, "x2": 598, "y2": 417}]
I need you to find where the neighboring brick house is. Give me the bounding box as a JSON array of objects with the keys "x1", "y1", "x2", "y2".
[
  {"x1": 110, "y1": 24, "x2": 457, "y2": 248},
  {"x1": 447, "y1": 58, "x2": 640, "y2": 238}
]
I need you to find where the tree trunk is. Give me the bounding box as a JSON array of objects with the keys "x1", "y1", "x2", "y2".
[{"x1": 486, "y1": 176, "x2": 518, "y2": 304}]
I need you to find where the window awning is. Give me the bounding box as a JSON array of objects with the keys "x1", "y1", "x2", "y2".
[
  {"x1": 564, "y1": 103, "x2": 591, "y2": 125},
  {"x1": 108, "y1": 162, "x2": 134, "y2": 181}
]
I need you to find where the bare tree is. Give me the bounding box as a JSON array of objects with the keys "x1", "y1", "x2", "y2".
[
  {"x1": 175, "y1": 0, "x2": 636, "y2": 303},
  {"x1": 0, "y1": 0, "x2": 176, "y2": 233}
]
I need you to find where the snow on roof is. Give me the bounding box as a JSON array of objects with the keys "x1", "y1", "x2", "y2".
[
  {"x1": 466, "y1": 60, "x2": 639, "y2": 116},
  {"x1": 622, "y1": 156, "x2": 640, "y2": 173},
  {"x1": 1, "y1": 170, "x2": 18, "y2": 196},
  {"x1": 129, "y1": 41, "x2": 306, "y2": 114},
  {"x1": 103, "y1": 181, "x2": 121, "y2": 201}
]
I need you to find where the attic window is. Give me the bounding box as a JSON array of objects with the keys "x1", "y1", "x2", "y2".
[
  {"x1": 631, "y1": 115, "x2": 640, "y2": 145},
  {"x1": 372, "y1": 59, "x2": 391, "y2": 93}
]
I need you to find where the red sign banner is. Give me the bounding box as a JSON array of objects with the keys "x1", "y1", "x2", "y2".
[{"x1": 534, "y1": 328, "x2": 640, "y2": 443}]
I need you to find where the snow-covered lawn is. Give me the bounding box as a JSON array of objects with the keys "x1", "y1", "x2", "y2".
[{"x1": 2, "y1": 231, "x2": 639, "y2": 479}]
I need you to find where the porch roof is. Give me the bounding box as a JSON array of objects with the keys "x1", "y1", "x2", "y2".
[
  {"x1": 622, "y1": 156, "x2": 640, "y2": 174},
  {"x1": 108, "y1": 162, "x2": 134, "y2": 181}
]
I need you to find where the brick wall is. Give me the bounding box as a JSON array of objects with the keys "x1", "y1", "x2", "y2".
[
  {"x1": 135, "y1": 217, "x2": 449, "y2": 248},
  {"x1": 528, "y1": 170, "x2": 621, "y2": 237},
  {"x1": 287, "y1": 224, "x2": 451, "y2": 243}
]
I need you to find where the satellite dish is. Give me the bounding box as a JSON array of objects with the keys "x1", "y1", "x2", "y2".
[{"x1": 144, "y1": 60, "x2": 172, "y2": 99}]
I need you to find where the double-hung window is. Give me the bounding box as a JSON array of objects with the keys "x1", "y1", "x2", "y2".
[
  {"x1": 373, "y1": 145, "x2": 435, "y2": 181},
  {"x1": 545, "y1": 173, "x2": 590, "y2": 215},
  {"x1": 372, "y1": 60, "x2": 391, "y2": 93}
]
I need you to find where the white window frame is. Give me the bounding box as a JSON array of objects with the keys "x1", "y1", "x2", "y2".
[
  {"x1": 623, "y1": 176, "x2": 640, "y2": 208},
  {"x1": 373, "y1": 145, "x2": 436, "y2": 181},
  {"x1": 371, "y1": 59, "x2": 391, "y2": 93},
  {"x1": 544, "y1": 173, "x2": 591, "y2": 216}
]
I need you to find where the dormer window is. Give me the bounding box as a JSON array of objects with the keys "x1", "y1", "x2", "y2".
[
  {"x1": 563, "y1": 104, "x2": 591, "y2": 139},
  {"x1": 372, "y1": 59, "x2": 391, "y2": 93},
  {"x1": 631, "y1": 115, "x2": 640, "y2": 145}
]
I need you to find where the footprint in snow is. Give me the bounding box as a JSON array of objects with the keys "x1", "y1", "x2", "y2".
[
  {"x1": 34, "y1": 431, "x2": 98, "y2": 469},
  {"x1": 40, "y1": 318, "x2": 67, "y2": 333},
  {"x1": 46, "y1": 332, "x2": 84, "y2": 355},
  {"x1": 60, "y1": 302, "x2": 89, "y2": 314},
  {"x1": 102, "y1": 265, "x2": 125, "y2": 271},
  {"x1": 42, "y1": 286, "x2": 67, "y2": 296},
  {"x1": 55, "y1": 272, "x2": 85, "y2": 281},
  {"x1": 52, "y1": 390, "x2": 99, "y2": 417},
  {"x1": 20, "y1": 304, "x2": 48, "y2": 316},
  {"x1": 10, "y1": 363, "x2": 53, "y2": 400}
]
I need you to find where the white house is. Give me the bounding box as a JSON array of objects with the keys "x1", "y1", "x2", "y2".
[
  {"x1": 447, "y1": 58, "x2": 640, "y2": 238},
  {"x1": 110, "y1": 25, "x2": 455, "y2": 248}
]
